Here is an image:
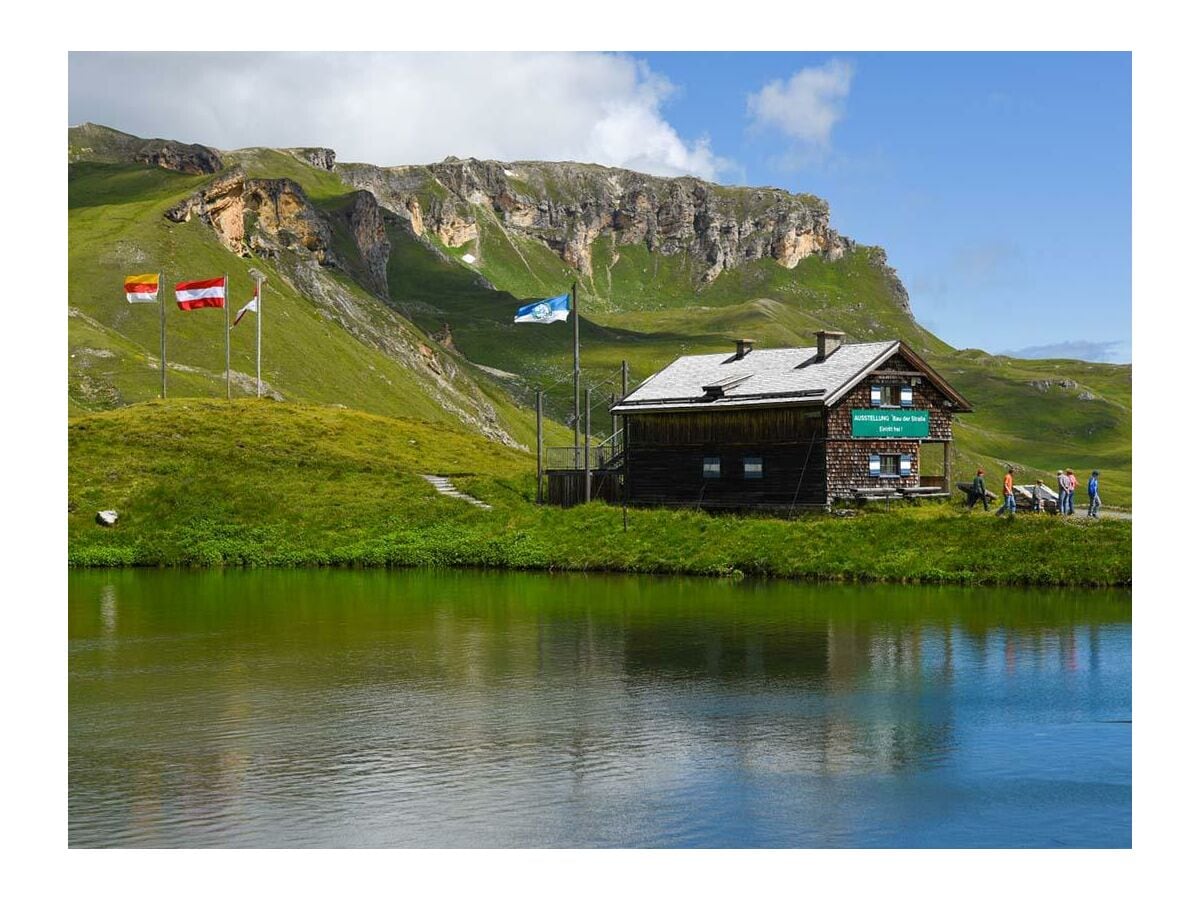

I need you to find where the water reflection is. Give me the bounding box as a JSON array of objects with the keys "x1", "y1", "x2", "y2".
[{"x1": 69, "y1": 570, "x2": 1131, "y2": 848}]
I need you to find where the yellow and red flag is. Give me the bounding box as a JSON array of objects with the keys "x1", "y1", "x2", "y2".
[{"x1": 124, "y1": 273, "x2": 159, "y2": 304}]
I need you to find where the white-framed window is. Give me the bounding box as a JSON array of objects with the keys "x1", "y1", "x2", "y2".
[
  {"x1": 869, "y1": 453, "x2": 913, "y2": 479},
  {"x1": 703, "y1": 457, "x2": 721, "y2": 479},
  {"x1": 743, "y1": 456, "x2": 763, "y2": 479},
  {"x1": 870, "y1": 384, "x2": 914, "y2": 408}
]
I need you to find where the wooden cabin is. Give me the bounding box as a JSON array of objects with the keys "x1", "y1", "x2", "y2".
[{"x1": 608, "y1": 332, "x2": 972, "y2": 510}]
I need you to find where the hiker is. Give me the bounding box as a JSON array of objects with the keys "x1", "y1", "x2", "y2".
[
  {"x1": 1056, "y1": 469, "x2": 1071, "y2": 516},
  {"x1": 1066, "y1": 468, "x2": 1077, "y2": 515},
  {"x1": 968, "y1": 467, "x2": 990, "y2": 511},
  {"x1": 999, "y1": 466, "x2": 1017, "y2": 515},
  {"x1": 1033, "y1": 479, "x2": 1046, "y2": 513},
  {"x1": 1087, "y1": 470, "x2": 1102, "y2": 518}
]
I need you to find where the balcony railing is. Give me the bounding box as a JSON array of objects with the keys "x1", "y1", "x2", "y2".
[{"x1": 545, "y1": 430, "x2": 623, "y2": 470}]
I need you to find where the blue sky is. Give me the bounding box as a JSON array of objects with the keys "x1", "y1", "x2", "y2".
[
  {"x1": 643, "y1": 52, "x2": 1132, "y2": 361},
  {"x1": 70, "y1": 51, "x2": 1131, "y2": 362}
]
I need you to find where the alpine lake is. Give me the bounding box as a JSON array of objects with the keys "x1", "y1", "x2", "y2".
[{"x1": 68, "y1": 569, "x2": 1131, "y2": 848}]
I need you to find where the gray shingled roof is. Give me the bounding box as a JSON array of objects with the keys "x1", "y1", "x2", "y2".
[{"x1": 611, "y1": 341, "x2": 901, "y2": 413}]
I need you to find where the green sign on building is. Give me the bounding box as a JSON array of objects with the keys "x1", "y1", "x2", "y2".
[{"x1": 851, "y1": 408, "x2": 930, "y2": 438}]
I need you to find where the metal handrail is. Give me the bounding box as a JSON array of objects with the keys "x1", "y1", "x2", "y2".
[
  {"x1": 597, "y1": 428, "x2": 624, "y2": 449},
  {"x1": 545, "y1": 444, "x2": 624, "y2": 471}
]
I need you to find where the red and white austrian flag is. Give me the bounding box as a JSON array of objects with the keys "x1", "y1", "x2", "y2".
[{"x1": 175, "y1": 276, "x2": 226, "y2": 311}]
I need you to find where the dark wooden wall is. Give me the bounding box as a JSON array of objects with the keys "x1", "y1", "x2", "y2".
[
  {"x1": 625, "y1": 407, "x2": 827, "y2": 509},
  {"x1": 547, "y1": 469, "x2": 622, "y2": 507}
]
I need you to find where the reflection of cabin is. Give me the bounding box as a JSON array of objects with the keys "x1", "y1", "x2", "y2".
[{"x1": 606, "y1": 332, "x2": 972, "y2": 510}]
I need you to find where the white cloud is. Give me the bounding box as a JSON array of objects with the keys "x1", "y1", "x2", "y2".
[
  {"x1": 747, "y1": 59, "x2": 854, "y2": 147},
  {"x1": 1000, "y1": 340, "x2": 1131, "y2": 364},
  {"x1": 68, "y1": 52, "x2": 729, "y2": 180}
]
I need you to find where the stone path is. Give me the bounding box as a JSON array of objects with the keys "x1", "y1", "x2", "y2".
[
  {"x1": 1053, "y1": 509, "x2": 1132, "y2": 522},
  {"x1": 421, "y1": 474, "x2": 491, "y2": 510}
]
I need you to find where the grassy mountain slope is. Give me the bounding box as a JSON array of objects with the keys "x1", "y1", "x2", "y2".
[
  {"x1": 68, "y1": 400, "x2": 1130, "y2": 586},
  {"x1": 67, "y1": 125, "x2": 1131, "y2": 508},
  {"x1": 68, "y1": 142, "x2": 567, "y2": 451},
  {"x1": 385, "y1": 204, "x2": 1132, "y2": 506}
]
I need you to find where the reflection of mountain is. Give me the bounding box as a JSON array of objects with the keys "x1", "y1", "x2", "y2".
[
  {"x1": 622, "y1": 623, "x2": 828, "y2": 680},
  {"x1": 613, "y1": 617, "x2": 960, "y2": 777},
  {"x1": 69, "y1": 571, "x2": 1132, "y2": 847}
]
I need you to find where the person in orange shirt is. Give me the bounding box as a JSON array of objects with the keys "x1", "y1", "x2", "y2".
[{"x1": 1001, "y1": 466, "x2": 1017, "y2": 515}]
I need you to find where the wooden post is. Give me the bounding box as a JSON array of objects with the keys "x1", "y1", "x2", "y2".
[
  {"x1": 620, "y1": 358, "x2": 629, "y2": 528},
  {"x1": 623, "y1": 434, "x2": 629, "y2": 532},
  {"x1": 620, "y1": 358, "x2": 629, "y2": 461},
  {"x1": 535, "y1": 389, "x2": 543, "y2": 504},
  {"x1": 943, "y1": 441, "x2": 952, "y2": 494},
  {"x1": 584, "y1": 387, "x2": 591, "y2": 504}
]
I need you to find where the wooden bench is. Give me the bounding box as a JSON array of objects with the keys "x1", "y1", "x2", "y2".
[
  {"x1": 851, "y1": 487, "x2": 901, "y2": 503},
  {"x1": 899, "y1": 486, "x2": 949, "y2": 497}
]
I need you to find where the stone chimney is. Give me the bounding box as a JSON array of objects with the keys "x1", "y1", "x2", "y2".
[
  {"x1": 734, "y1": 338, "x2": 755, "y2": 360},
  {"x1": 813, "y1": 330, "x2": 845, "y2": 362}
]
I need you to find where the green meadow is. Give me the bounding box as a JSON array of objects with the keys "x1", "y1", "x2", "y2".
[
  {"x1": 69, "y1": 400, "x2": 1130, "y2": 586},
  {"x1": 67, "y1": 126, "x2": 1131, "y2": 581}
]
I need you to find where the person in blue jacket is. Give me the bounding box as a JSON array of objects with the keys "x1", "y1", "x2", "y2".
[{"x1": 1087, "y1": 470, "x2": 1102, "y2": 518}]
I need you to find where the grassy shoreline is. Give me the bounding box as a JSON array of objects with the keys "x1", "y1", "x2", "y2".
[{"x1": 69, "y1": 400, "x2": 1132, "y2": 587}]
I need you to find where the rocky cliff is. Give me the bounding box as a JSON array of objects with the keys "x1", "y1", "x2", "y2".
[
  {"x1": 69, "y1": 122, "x2": 222, "y2": 174},
  {"x1": 166, "y1": 170, "x2": 334, "y2": 260},
  {"x1": 164, "y1": 170, "x2": 391, "y2": 297},
  {"x1": 339, "y1": 157, "x2": 853, "y2": 285},
  {"x1": 157, "y1": 169, "x2": 515, "y2": 446}
]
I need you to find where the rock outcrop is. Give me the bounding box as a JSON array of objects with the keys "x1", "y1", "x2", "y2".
[
  {"x1": 340, "y1": 157, "x2": 852, "y2": 284},
  {"x1": 69, "y1": 123, "x2": 222, "y2": 174},
  {"x1": 342, "y1": 190, "x2": 390, "y2": 296},
  {"x1": 862, "y1": 246, "x2": 914, "y2": 319},
  {"x1": 161, "y1": 168, "x2": 514, "y2": 446},
  {"x1": 133, "y1": 140, "x2": 222, "y2": 175},
  {"x1": 165, "y1": 172, "x2": 391, "y2": 296},
  {"x1": 288, "y1": 147, "x2": 337, "y2": 170},
  {"x1": 166, "y1": 170, "x2": 335, "y2": 263}
]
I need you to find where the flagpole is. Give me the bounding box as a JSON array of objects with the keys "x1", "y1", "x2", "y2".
[
  {"x1": 158, "y1": 270, "x2": 166, "y2": 400},
  {"x1": 572, "y1": 281, "x2": 579, "y2": 468},
  {"x1": 224, "y1": 273, "x2": 231, "y2": 400},
  {"x1": 255, "y1": 276, "x2": 263, "y2": 398}
]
